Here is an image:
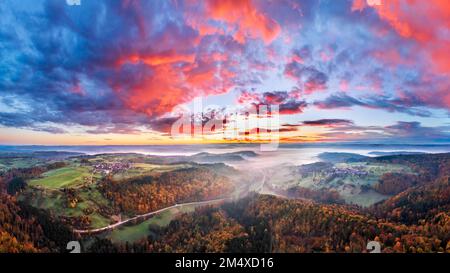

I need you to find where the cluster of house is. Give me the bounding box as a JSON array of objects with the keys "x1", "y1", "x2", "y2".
[
  {"x1": 304, "y1": 166, "x2": 369, "y2": 179},
  {"x1": 93, "y1": 162, "x2": 131, "y2": 175},
  {"x1": 326, "y1": 167, "x2": 369, "y2": 177}
]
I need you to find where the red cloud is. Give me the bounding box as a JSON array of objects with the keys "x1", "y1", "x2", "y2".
[
  {"x1": 112, "y1": 64, "x2": 187, "y2": 117},
  {"x1": 126, "y1": 51, "x2": 196, "y2": 66},
  {"x1": 188, "y1": 0, "x2": 281, "y2": 44},
  {"x1": 351, "y1": 0, "x2": 367, "y2": 12},
  {"x1": 110, "y1": 59, "x2": 235, "y2": 117},
  {"x1": 104, "y1": 0, "x2": 282, "y2": 121},
  {"x1": 356, "y1": 0, "x2": 450, "y2": 74}
]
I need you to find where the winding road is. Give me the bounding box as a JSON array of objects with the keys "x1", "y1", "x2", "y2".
[{"x1": 73, "y1": 197, "x2": 230, "y2": 234}]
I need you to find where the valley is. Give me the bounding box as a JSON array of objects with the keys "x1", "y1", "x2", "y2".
[{"x1": 0, "y1": 148, "x2": 449, "y2": 252}]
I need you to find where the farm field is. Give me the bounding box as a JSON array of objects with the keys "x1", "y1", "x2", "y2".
[
  {"x1": 335, "y1": 162, "x2": 414, "y2": 176},
  {"x1": 19, "y1": 185, "x2": 112, "y2": 229},
  {"x1": 0, "y1": 157, "x2": 44, "y2": 171},
  {"x1": 112, "y1": 163, "x2": 189, "y2": 180},
  {"x1": 107, "y1": 204, "x2": 198, "y2": 244},
  {"x1": 28, "y1": 166, "x2": 96, "y2": 189},
  {"x1": 17, "y1": 154, "x2": 235, "y2": 231}
]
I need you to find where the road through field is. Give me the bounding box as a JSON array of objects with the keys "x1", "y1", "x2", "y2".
[
  {"x1": 73, "y1": 197, "x2": 230, "y2": 234},
  {"x1": 74, "y1": 170, "x2": 268, "y2": 235}
]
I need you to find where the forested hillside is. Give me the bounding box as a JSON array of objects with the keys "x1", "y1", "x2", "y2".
[
  {"x1": 0, "y1": 192, "x2": 74, "y2": 253},
  {"x1": 122, "y1": 190, "x2": 449, "y2": 253},
  {"x1": 100, "y1": 167, "x2": 235, "y2": 215},
  {"x1": 1, "y1": 153, "x2": 449, "y2": 253}
]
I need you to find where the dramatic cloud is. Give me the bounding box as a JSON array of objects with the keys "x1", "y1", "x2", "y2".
[
  {"x1": 314, "y1": 121, "x2": 450, "y2": 143},
  {"x1": 353, "y1": 0, "x2": 450, "y2": 74},
  {"x1": 200, "y1": 0, "x2": 281, "y2": 44},
  {"x1": 0, "y1": 0, "x2": 449, "y2": 143},
  {"x1": 0, "y1": 0, "x2": 243, "y2": 133}
]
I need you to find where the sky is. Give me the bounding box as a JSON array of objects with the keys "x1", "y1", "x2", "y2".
[{"x1": 0, "y1": 0, "x2": 449, "y2": 145}]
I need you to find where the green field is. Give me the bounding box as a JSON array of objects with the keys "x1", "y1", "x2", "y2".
[
  {"x1": 29, "y1": 166, "x2": 96, "y2": 189},
  {"x1": 20, "y1": 184, "x2": 112, "y2": 229},
  {"x1": 23, "y1": 162, "x2": 112, "y2": 229},
  {"x1": 112, "y1": 163, "x2": 189, "y2": 180},
  {"x1": 16, "y1": 154, "x2": 227, "y2": 232},
  {"x1": 344, "y1": 190, "x2": 387, "y2": 207},
  {"x1": 108, "y1": 204, "x2": 198, "y2": 244}
]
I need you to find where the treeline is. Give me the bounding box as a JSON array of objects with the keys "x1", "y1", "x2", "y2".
[
  {"x1": 99, "y1": 167, "x2": 235, "y2": 215},
  {"x1": 0, "y1": 161, "x2": 74, "y2": 252},
  {"x1": 146, "y1": 195, "x2": 374, "y2": 253},
  {"x1": 371, "y1": 153, "x2": 450, "y2": 182},
  {"x1": 266, "y1": 183, "x2": 344, "y2": 205},
  {"x1": 371, "y1": 175, "x2": 450, "y2": 225},
  {"x1": 0, "y1": 193, "x2": 75, "y2": 253},
  {"x1": 373, "y1": 172, "x2": 419, "y2": 195},
  {"x1": 0, "y1": 161, "x2": 67, "y2": 193},
  {"x1": 286, "y1": 187, "x2": 344, "y2": 204}
]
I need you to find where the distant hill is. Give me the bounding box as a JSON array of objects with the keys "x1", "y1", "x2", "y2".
[
  {"x1": 297, "y1": 161, "x2": 334, "y2": 173},
  {"x1": 0, "y1": 151, "x2": 84, "y2": 159},
  {"x1": 369, "y1": 151, "x2": 426, "y2": 156},
  {"x1": 318, "y1": 152, "x2": 368, "y2": 163},
  {"x1": 190, "y1": 151, "x2": 258, "y2": 163}
]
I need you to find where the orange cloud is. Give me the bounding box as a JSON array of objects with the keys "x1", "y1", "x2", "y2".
[
  {"x1": 210, "y1": 0, "x2": 281, "y2": 44},
  {"x1": 351, "y1": 0, "x2": 367, "y2": 12},
  {"x1": 195, "y1": 0, "x2": 281, "y2": 44},
  {"x1": 129, "y1": 51, "x2": 196, "y2": 66}
]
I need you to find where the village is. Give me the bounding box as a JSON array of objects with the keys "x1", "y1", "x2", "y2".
[
  {"x1": 300, "y1": 165, "x2": 369, "y2": 179},
  {"x1": 92, "y1": 162, "x2": 132, "y2": 175},
  {"x1": 326, "y1": 167, "x2": 369, "y2": 177}
]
